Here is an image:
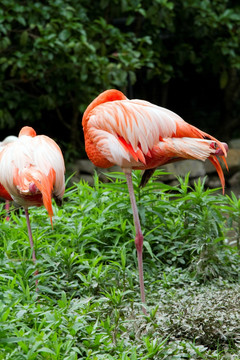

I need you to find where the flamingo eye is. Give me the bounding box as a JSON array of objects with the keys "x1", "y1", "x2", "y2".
[{"x1": 210, "y1": 141, "x2": 218, "y2": 149}]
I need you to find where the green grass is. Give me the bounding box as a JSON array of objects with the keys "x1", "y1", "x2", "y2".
[{"x1": 0, "y1": 170, "x2": 240, "y2": 359}]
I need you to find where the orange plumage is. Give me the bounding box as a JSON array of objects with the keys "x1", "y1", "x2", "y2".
[
  {"x1": 82, "y1": 89, "x2": 228, "y2": 314},
  {"x1": 0, "y1": 126, "x2": 65, "y2": 224},
  {"x1": 83, "y1": 89, "x2": 227, "y2": 188},
  {"x1": 0, "y1": 126, "x2": 65, "y2": 281},
  {"x1": 0, "y1": 183, "x2": 12, "y2": 201}
]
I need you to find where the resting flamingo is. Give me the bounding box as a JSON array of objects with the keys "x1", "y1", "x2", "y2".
[
  {"x1": 0, "y1": 126, "x2": 65, "y2": 280},
  {"x1": 82, "y1": 89, "x2": 228, "y2": 314}
]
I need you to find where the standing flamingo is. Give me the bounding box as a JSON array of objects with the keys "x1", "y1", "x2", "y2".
[
  {"x1": 0, "y1": 126, "x2": 65, "y2": 276},
  {"x1": 0, "y1": 135, "x2": 18, "y2": 219},
  {"x1": 82, "y1": 89, "x2": 228, "y2": 314}
]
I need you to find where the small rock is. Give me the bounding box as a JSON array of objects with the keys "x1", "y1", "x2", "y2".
[
  {"x1": 164, "y1": 160, "x2": 206, "y2": 178},
  {"x1": 80, "y1": 174, "x2": 95, "y2": 186},
  {"x1": 229, "y1": 138, "x2": 240, "y2": 149},
  {"x1": 224, "y1": 149, "x2": 240, "y2": 172},
  {"x1": 228, "y1": 171, "x2": 240, "y2": 187},
  {"x1": 206, "y1": 175, "x2": 222, "y2": 189},
  {"x1": 77, "y1": 159, "x2": 96, "y2": 174}
]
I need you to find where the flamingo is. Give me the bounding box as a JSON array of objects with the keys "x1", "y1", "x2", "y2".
[
  {"x1": 0, "y1": 135, "x2": 18, "y2": 219},
  {"x1": 82, "y1": 89, "x2": 228, "y2": 314},
  {"x1": 0, "y1": 126, "x2": 65, "y2": 277}
]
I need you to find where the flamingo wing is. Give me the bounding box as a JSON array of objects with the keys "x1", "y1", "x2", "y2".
[
  {"x1": 85, "y1": 99, "x2": 181, "y2": 166},
  {"x1": 85, "y1": 98, "x2": 225, "y2": 168},
  {"x1": 30, "y1": 135, "x2": 65, "y2": 200}
]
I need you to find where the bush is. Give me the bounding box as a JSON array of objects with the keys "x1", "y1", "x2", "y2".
[{"x1": 1, "y1": 1, "x2": 240, "y2": 152}]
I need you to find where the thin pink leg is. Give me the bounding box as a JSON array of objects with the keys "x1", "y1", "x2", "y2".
[
  {"x1": 5, "y1": 200, "x2": 10, "y2": 221},
  {"x1": 125, "y1": 171, "x2": 147, "y2": 315},
  {"x1": 25, "y1": 208, "x2": 36, "y2": 262},
  {"x1": 25, "y1": 208, "x2": 38, "y2": 286}
]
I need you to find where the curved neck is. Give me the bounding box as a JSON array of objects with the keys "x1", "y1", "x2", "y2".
[{"x1": 82, "y1": 89, "x2": 127, "y2": 127}]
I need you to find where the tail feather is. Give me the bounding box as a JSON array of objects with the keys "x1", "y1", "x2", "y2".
[
  {"x1": 208, "y1": 156, "x2": 225, "y2": 193},
  {"x1": 34, "y1": 168, "x2": 56, "y2": 226},
  {"x1": 13, "y1": 167, "x2": 56, "y2": 225}
]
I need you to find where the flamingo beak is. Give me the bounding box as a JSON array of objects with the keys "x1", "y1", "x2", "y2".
[
  {"x1": 215, "y1": 142, "x2": 228, "y2": 156},
  {"x1": 210, "y1": 142, "x2": 228, "y2": 156}
]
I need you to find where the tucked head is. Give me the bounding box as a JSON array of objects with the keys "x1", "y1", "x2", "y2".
[{"x1": 212, "y1": 142, "x2": 228, "y2": 156}]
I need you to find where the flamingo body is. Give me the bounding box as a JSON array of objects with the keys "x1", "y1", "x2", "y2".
[
  {"x1": 0, "y1": 127, "x2": 65, "y2": 223},
  {"x1": 83, "y1": 90, "x2": 227, "y2": 187},
  {"x1": 82, "y1": 89, "x2": 228, "y2": 313},
  {"x1": 0, "y1": 127, "x2": 65, "y2": 282}
]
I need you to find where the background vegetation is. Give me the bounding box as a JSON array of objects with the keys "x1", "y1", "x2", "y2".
[
  {"x1": 1, "y1": 1, "x2": 240, "y2": 357},
  {"x1": 0, "y1": 0, "x2": 240, "y2": 158},
  {"x1": 0, "y1": 171, "x2": 240, "y2": 359}
]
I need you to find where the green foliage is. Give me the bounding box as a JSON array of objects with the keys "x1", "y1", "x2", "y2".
[
  {"x1": 221, "y1": 191, "x2": 240, "y2": 251},
  {"x1": 157, "y1": 282, "x2": 240, "y2": 349},
  {"x1": 0, "y1": 0, "x2": 240, "y2": 149},
  {"x1": 0, "y1": 170, "x2": 240, "y2": 358},
  {"x1": 0, "y1": 0, "x2": 153, "y2": 145}
]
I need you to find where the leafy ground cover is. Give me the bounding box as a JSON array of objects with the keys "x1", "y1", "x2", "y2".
[{"x1": 0, "y1": 171, "x2": 240, "y2": 359}]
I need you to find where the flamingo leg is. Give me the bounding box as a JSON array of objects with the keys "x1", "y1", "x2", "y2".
[
  {"x1": 125, "y1": 171, "x2": 147, "y2": 315},
  {"x1": 25, "y1": 208, "x2": 38, "y2": 286},
  {"x1": 25, "y1": 208, "x2": 36, "y2": 262},
  {"x1": 5, "y1": 200, "x2": 10, "y2": 221}
]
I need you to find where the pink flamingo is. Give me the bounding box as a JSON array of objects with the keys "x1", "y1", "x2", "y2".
[
  {"x1": 0, "y1": 127, "x2": 65, "y2": 279},
  {"x1": 82, "y1": 89, "x2": 228, "y2": 314}
]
